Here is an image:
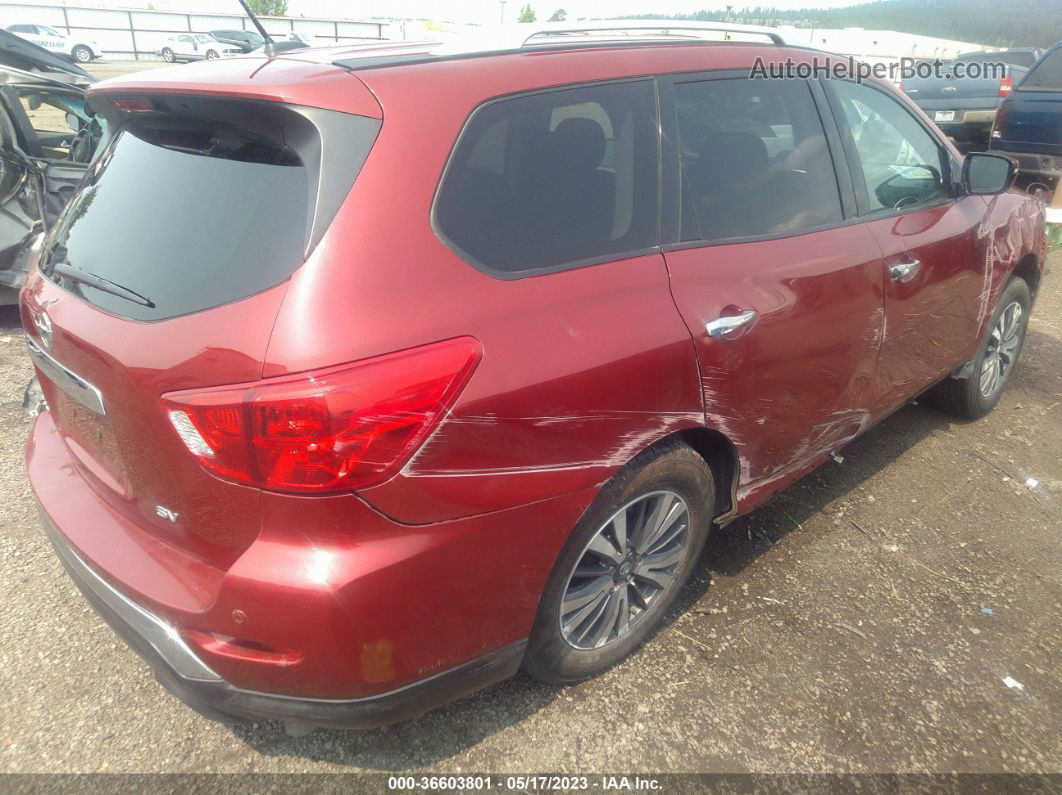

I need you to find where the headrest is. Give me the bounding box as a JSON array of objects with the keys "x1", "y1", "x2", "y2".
[{"x1": 550, "y1": 117, "x2": 607, "y2": 172}]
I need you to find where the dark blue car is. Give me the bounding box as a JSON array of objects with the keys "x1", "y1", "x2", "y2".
[{"x1": 991, "y1": 42, "x2": 1062, "y2": 193}]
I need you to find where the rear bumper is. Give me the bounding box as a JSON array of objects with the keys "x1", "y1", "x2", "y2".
[
  {"x1": 43, "y1": 509, "x2": 525, "y2": 728},
  {"x1": 936, "y1": 112, "x2": 995, "y2": 140},
  {"x1": 28, "y1": 408, "x2": 588, "y2": 726}
]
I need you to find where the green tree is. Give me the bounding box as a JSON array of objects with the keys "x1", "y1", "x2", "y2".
[
  {"x1": 518, "y1": 5, "x2": 537, "y2": 23},
  {"x1": 247, "y1": 0, "x2": 288, "y2": 16},
  {"x1": 548, "y1": 8, "x2": 567, "y2": 22}
]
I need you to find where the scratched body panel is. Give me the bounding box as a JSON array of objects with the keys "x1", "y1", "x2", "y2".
[{"x1": 663, "y1": 224, "x2": 885, "y2": 511}]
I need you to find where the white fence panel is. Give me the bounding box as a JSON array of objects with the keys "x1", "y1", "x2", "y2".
[{"x1": 0, "y1": 2, "x2": 388, "y2": 60}]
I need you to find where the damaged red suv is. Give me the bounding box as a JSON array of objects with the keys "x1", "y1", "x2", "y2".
[{"x1": 22, "y1": 25, "x2": 1046, "y2": 730}]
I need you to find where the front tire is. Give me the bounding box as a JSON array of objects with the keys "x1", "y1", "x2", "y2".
[
  {"x1": 161, "y1": 48, "x2": 176, "y2": 63},
  {"x1": 523, "y1": 441, "x2": 713, "y2": 683},
  {"x1": 72, "y1": 45, "x2": 93, "y2": 63},
  {"x1": 925, "y1": 277, "x2": 1031, "y2": 419},
  {"x1": 206, "y1": 49, "x2": 220, "y2": 60}
]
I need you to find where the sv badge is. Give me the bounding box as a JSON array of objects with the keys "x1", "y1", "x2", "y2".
[{"x1": 155, "y1": 505, "x2": 180, "y2": 523}]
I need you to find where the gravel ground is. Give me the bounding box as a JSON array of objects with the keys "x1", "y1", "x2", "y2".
[{"x1": 0, "y1": 62, "x2": 1059, "y2": 778}]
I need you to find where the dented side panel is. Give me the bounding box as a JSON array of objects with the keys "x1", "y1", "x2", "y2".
[
  {"x1": 663, "y1": 224, "x2": 886, "y2": 512},
  {"x1": 868, "y1": 196, "x2": 991, "y2": 407}
]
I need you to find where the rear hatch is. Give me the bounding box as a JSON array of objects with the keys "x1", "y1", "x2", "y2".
[{"x1": 23, "y1": 92, "x2": 380, "y2": 569}]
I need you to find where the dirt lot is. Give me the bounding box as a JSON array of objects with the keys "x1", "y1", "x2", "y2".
[{"x1": 0, "y1": 61, "x2": 1059, "y2": 778}]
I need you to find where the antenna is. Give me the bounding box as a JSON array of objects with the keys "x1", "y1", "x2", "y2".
[{"x1": 237, "y1": 0, "x2": 276, "y2": 57}]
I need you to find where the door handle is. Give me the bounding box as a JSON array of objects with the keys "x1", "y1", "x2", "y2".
[
  {"x1": 889, "y1": 258, "x2": 921, "y2": 283},
  {"x1": 705, "y1": 309, "x2": 758, "y2": 339}
]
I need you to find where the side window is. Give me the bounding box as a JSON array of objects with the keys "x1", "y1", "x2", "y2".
[
  {"x1": 830, "y1": 80, "x2": 948, "y2": 213},
  {"x1": 16, "y1": 89, "x2": 84, "y2": 160},
  {"x1": 675, "y1": 77, "x2": 843, "y2": 242},
  {"x1": 435, "y1": 80, "x2": 658, "y2": 275}
]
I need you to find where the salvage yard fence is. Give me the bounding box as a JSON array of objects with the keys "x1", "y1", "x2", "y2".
[{"x1": 0, "y1": 2, "x2": 389, "y2": 60}]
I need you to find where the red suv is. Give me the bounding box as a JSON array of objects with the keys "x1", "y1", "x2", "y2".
[{"x1": 22, "y1": 26, "x2": 1046, "y2": 730}]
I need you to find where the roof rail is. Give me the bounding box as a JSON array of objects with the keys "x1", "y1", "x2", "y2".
[
  {"x1": 333, "y1": 19, "x2": 785, "y2": 72},
  {"x1": 513, "y1": 20, "x2": 786, "y2": 48}
]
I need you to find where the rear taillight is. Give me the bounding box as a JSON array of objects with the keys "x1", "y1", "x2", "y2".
[
  {"x1": 992, "y1": 98, "x2": 1012, "y2": 139},
  {"x1": 999, "y1": 75, "x2": 1013, "y2": 97},
  {"x1": 163, "y1": 338, "x2": 481, "y2": 494}
]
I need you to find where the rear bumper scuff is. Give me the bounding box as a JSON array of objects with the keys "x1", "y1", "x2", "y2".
[{"x1": 42, "y1": 510, "x2": 527, "y2": 729}]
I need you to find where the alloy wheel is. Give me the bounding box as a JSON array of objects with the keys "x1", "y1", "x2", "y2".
[
  {"x1": 980, "y1": 300, "x2": 1023, "y2": 397},
  {"x1": 560, "y1": 490, "x2": 690, "y2": 650}
]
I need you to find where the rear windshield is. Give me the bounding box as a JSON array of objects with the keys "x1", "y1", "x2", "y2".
[
  {"x1": 43, "y1": 100, "x2": 379, "y2": 321},
  {"x1": 1021, "y1": 49, "x2": 1062, "y2": 90}
]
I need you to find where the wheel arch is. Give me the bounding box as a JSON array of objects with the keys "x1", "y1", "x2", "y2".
[
  {"x1": 645, "y1": 426, "x2": 740, "y2": 524},
  {"x1": 1011, "y1": 252, "x2": 1041, "y2": 302}
]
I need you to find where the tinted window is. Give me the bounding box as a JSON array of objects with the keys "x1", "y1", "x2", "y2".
[
  {"x1": 1022, "y1": 49, "x2": 1062, "y2": 90},
  {"x1": 831, "y1": 81, "x2": 947, "y2": 213},
  {"x1": 43, "y1": 104, "x2": 380, "y2": 321},
  {"x1": 675, "y1": 77, "x2": 842, "y2": 242},
  {"x1": 436, "y1": 80, "x2": 658, "y2": 274}
]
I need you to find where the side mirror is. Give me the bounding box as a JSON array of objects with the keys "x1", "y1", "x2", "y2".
[{"x1": 962, "y1": 153, "x2": 1017, "y2": 195}]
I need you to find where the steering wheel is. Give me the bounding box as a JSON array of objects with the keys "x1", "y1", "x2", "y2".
[{"x1": 68, "y1": 124, "x2": 97, "y2": 164}]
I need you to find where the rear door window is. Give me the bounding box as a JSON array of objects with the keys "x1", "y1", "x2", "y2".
[
  {"x1": 674, "y1": 77, "x2": 843, "y2": 242},
  {"x1": 435, "y1": 80, "x2": 659, "y2": 276}
]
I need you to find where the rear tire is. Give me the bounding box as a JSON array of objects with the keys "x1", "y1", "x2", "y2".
[
  {"x1": 162, "y1": 48, "x2": 176, "y2": 63},
  {"x1": 72, "y1": 45, "x2": 93, "y2": 63},
  {"x1": 924, "y1": 277, "x2": 1031, "y2": 419},
  {"x1": 523, "y1": 441, "x2": 713, "y2": 684}
]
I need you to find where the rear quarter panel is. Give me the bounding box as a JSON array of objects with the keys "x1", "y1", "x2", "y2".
[{"x1": 263, "y1": 55, "x2": 712, "y2": 524}]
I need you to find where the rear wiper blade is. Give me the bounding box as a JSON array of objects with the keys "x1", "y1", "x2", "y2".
[{"x1": 51, "y1": 262, "x2": 156, "y2": 309}]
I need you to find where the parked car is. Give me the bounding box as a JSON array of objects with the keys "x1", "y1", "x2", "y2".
[
  {"x1": 250, "y1": 39, "x2": 310, "y2": 54},
  {"x1": 0, "y1": 30, "x2": 102, "y2": 305},
  {"x1": 4, "y1": 23, "x2": 102, "y2": 64},
  {"x1": 21, "y1": 27, "x2": 1045, "y2": 731},
  {"x1": 249, "y1": 32, "x2": 318, "y2": 54},
  {"x1": 991, "y1": 42, "x2": 1062, "y2": 193},
  {"x1": 901, "y1": 48, "x2": 1044, "y2": 144},
  {"x1": 159, "y1": 34, "x2": 243, "y2": 63},
  {"x1": 209, "y1": 29, "x2": 265, "y2": 54}
]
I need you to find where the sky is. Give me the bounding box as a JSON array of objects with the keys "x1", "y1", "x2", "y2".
[{"x1": 27, "y1": 1, "x2": 871, "y2": 24}]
